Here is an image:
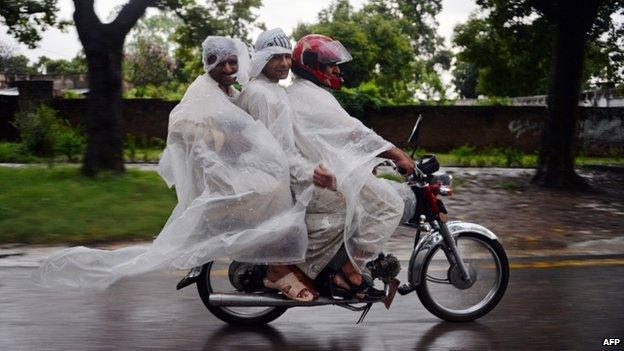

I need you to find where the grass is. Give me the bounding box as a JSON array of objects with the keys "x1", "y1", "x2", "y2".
[
  {"x1": 0, "y1": 166, "x2": 177, "y2": 245},
  {"x1": 406, "y1": 147, "x2": 624, "y2": 168},
  {"x1": 0, "y1": 142, "x2": 164, "y2": 164}
]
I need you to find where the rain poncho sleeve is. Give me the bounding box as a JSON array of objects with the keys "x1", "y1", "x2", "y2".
[
  {"x1": 32, "y1": 74, "x2": 310, "y2": 290},
  {"x1": 286, "y1": 77, "x2": 405, "y2": 270},
  {"x1": 236, "y1": 76, "x2": 316, "y2": 190}
]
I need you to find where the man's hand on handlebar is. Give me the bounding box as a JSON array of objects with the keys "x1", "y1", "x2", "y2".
[
  {"x1": 378, "y1": 146, "x2": 416, "y2": 175},
  {"x1": 395, "y1": 155, "x2": 416, "y2": 175}
]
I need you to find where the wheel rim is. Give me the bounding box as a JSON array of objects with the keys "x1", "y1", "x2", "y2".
[
  {"x1": 423, "y1": 236, "x2": 503, "y2": 315},
  {"x1": 207, "y1": 259, "x2": 278, "y2": 318}
]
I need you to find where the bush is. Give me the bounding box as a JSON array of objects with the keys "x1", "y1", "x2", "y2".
[
  {"x1": 450, "y1": 145, "x2": 476, "y2": 165},
  {"x1": 333, "y1": 82, "x2": 394, "y2": 117},
  {"x1": 0, "y1": 142, "x2": 38, "y2": 163},
  {"x1": 55, "y1": 127, "x2": 85, "y2": 162},
  {"x1": 12, "y1": 105, "x2": 62, "y2": 158},
  {"x1": 11, "y1": 105, "x2": 85, "y2": 163}
]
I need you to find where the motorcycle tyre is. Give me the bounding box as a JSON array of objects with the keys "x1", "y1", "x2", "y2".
[
  {"x1": 415, "y1": 232, "x2": 509, "y2": 322},
  {"x1": 197, "y1": 262, "x2": 288, "y2": 326}
]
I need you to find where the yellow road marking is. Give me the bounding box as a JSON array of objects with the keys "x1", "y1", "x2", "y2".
[{"x1": 510, "y1": 258, "x2": 624, "y2": 269}]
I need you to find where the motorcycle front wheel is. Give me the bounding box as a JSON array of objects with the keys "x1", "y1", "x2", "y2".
[
  {"x1": 197, "y1": 260, "x2": 287, "y2": 326},
  {"x1": 416, "y1": 232, "x2": 509, "y2": 322}
]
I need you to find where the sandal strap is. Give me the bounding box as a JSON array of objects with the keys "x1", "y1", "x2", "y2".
[{"x1": 264, "y1": 272, "x2": 315, "y2": 301}]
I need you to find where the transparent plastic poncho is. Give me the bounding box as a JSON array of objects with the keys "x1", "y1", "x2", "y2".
[
  {"x1": 33, "y1": 38, "x2": 309, "y2": 290},
  {"x1": 286, "y1": 77, "x2": 405, "y2": 270}
]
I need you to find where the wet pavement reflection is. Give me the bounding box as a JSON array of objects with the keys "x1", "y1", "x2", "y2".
[{"x1": 1, "y1": 260, "x2": 623, "y2": 350}]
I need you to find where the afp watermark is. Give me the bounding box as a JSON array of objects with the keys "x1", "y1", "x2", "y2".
[{"x1": 603, "y1": 338, "x2": 621, "y2": 347}]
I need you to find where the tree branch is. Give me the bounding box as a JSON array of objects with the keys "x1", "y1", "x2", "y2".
[
  {"x1": 527, "y1": 0, "x2": 556, "y2": 21},
  {"x1": 73, "y1": 0, "x2": 101, "y2": 31},
  {"x1": 109, "y1": 0, "x2": 156, "y2": 37}
]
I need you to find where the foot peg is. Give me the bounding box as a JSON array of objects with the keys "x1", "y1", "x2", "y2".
[{"x1": 398, "y1": 283, "x2": 415, "y2": 296}]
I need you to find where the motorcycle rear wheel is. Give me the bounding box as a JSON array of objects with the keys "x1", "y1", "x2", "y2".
[
  {"x1": 197, "y1": 261, "x2": 288, "y2": 326},
  {"x1": 416, "y1": 232, "x2": 509, "y2": 322}
]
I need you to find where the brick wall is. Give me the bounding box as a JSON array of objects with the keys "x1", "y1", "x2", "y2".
[{"x1": 1, "y1": 96, "x2": 622, "y2": 155}]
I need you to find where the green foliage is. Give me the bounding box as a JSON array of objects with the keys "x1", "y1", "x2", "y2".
[
  {"x1": 292, "y1": 0, "x2": 449, "y2": 102},
  {"x1": 60, "y1": 90, "x2": 85, "y2": 99},
  {"x1": 0, "y1": 43, "x2": 38, "y2": 75},
  {"x1": 12, "y1": 105, "x2": 63, "y2": 158},
  {"x1": 332, "y1": 82, "x2": 394, "y2": 117},
  {"x1": 11, "y1": 105, "x2": 85, "y2": 162},
  {"x1": 0, "y1": 0, "x2": 69, "y2": 48},
  {"x1": 165, "y1": 0, "x2": 265, "y2": 81},
  {"x1": 124, "y1": 81, "x2": 187, "y2": 100},
  {"x1": 54, "y1": 127, "x2": 85, "y2": 162},
  {"x1": 450, "y1": 145, "x2": 476, "y2": 165},
  {"x1": 124, "y1": 134, "x2": 165, "y2": 162},
  {"x1": 452, "y1": 61, "x2": 478, "y2": 99},
  {"x1": 376, "y1": 172, "x2": 404, "y2": 183},
  {"x1": 35, "y1": 53, "x2": 87, "y2": 75},
  {"x1": 454, "y1": 1, "x2": 624, "y2": 97},
  {"x1": 0, "y1": 142, "x2": 38, "y2": 163},
  {"x1": 475, "y1": 96, "x2": 512, "y2": 106},
  {"x1": 0, "y1": 166, "x2": 176, "y2": 244}
]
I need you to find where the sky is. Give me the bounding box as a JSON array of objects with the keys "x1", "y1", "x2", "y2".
[{"x1": 0, "y1": 0, "x2": 478, "y2": 62}]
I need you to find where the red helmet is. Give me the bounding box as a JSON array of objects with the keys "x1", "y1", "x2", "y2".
[{"x1": 292, "y1": 34, "x2": 353, "y2": 89}]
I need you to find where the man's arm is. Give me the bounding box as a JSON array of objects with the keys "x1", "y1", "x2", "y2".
[{"x1": 379, "y1": 147, "x2": 415, "y2": 175}]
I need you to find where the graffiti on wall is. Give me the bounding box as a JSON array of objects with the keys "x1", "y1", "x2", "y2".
[{"x1": 508, "y1": 119, "x2": 541, "y2": 139}]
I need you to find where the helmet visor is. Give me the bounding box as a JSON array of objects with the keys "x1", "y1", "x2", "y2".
[{"x1": 317, "y1": 40, "x2": 353, "y2": 65}]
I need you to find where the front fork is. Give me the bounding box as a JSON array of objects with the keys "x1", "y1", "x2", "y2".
[{"x1": 436, "y1": 220, "x2": 473, "y2": 283}]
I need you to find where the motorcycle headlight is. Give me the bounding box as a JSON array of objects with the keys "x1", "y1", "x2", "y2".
[{"x1": 432, "y1": 173, "x2": 452, "y2": 186}]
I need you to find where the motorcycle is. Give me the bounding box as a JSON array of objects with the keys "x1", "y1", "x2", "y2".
[{"x1": 176, "y1": 116, "x2": 509, "y2": 325}]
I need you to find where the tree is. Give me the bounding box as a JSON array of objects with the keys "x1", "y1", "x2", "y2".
[
  {"x1": 452, "y1": 61, "x2": 478, "y2": 99},
  {"x1": 168, "y1": 0, "x2": 264, "y2": 83},
  {"x1": 0, "y1": 43, "x2": 38, "y2": 77},
  {"x1": 1, "y1": 0, "x2": 263, "y2": 176},
  {"x1": 467, "y1": 0, "x2": 623, "y2": 189},
  {"x1": 35, "y1": 54, "x2": 87, "y2": 75},
  {"x1": 452, "y1": 8, "x2": 621, "y2": 98},
  {"x1": 292, "y1": 0, "x2": 450, "y2": 103},
  {"x1": 452, "y1": 15, "x2": 552, "y2": 97},
  {"x1": 0, "y1": 0, "x2": 69, "y2": 48}
]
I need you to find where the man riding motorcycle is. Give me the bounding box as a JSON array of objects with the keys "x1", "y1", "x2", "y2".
[{"x1": 239, "y1": 31, "x2": 414, "y2": 300}]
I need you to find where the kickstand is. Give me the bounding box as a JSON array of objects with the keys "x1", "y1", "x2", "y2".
[{"x1": 356, "y1": 303, "x2": 373, "y2": 324}]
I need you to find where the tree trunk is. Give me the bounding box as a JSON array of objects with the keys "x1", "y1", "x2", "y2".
[
  {"x1": 81, "y1": 43, "x2": 125, "y2": 176},
  {"x1": 73, "y1": 0, "x2": 153, "y2": 176},
  {"x1": 531, "y1": 0, "x2": 601, "y2": 190}
]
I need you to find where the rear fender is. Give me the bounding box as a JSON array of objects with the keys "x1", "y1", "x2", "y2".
[{"x1": 176, "y1": 266, "x2": 203, "y2": 290}]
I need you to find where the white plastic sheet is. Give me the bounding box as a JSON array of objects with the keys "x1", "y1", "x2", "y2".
[
  {"x1": 33, "y1": 41, "x2": 310, "y2": 290},
  {"x1": 286, "y1": 77, "x2": 404, "y2": 270},
  {"x1": 237, "y1": 75, "x2": 316, "y2": 194},
  {"x1": 248, "y1": 28, "x2": 292, "y2": 79}
]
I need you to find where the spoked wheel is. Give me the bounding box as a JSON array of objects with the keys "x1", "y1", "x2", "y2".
[
  {"x1": 197, "y1": 259, "x2": 287, "y2": 326},
  {"x1": 416, "y1": 232, "x2": 509, "y2": 322}
]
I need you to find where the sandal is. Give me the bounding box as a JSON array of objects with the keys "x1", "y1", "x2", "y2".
[
  {"x1": 263, "y1": 272, "x2": 319, "y2": 302},
  {"x1": 330, "y1": 271, "x2": 385, "y2": 301}
]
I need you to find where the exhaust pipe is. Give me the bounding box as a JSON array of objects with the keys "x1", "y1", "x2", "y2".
[{"x1": 208, "y1": 293, "x2": 360, "y2": 307}]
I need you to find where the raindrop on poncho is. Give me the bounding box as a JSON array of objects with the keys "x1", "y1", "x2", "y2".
[{"x1": 33, "y1": 37, "x2": 310, "y2": 290}]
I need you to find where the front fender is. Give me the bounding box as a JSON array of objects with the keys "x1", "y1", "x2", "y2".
[
  {"x1": 407, "y1": 232, "x2": 443, "y2": 287},
  {"x1": 407, "y1": 221, "x2": 499, "y2": 287},
  {"x1": 446, "y1": 221, "x2": 499, "y2": 241}
]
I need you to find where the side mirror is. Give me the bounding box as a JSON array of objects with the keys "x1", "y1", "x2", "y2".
[{"x1": 407, "y1": 114, "x2": 423, "y2": 158}]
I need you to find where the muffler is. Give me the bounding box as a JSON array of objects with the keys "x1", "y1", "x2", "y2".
[{"x1": 208, "y1": 293, "x2": 360, "y2": 307}]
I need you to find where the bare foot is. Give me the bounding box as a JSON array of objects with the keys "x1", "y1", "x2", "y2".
[{"x1": 341, "y1": 261, "x2": 363, "y2": 286}]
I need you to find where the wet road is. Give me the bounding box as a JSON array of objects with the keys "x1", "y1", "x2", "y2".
[{"x1": 2, "y1": 257, "x2": 624, "y2": 351}]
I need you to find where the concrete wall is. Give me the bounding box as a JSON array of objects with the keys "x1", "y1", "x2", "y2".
[{"x1": 1, "y1": 95, "x2": 623, "y2": 155}]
